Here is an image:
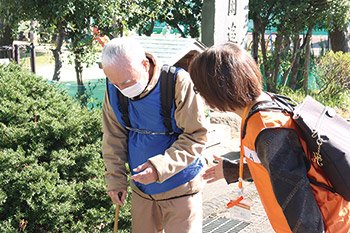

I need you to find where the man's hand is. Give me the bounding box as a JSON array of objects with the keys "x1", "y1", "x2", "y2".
[
  {"x1": 108, "y1": 190, "x2": 127, "y2": 206},
  {"x1": 203, "y1": 155, "x2": 224, "y2": 183},
  {"x1": 130, "y1": 161, "x2": 158, "y2": 185}
]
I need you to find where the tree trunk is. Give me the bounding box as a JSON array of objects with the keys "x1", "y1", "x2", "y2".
[
  {"x1": 71, "y1": 39, "x2": 86, "y2": 102},
  {"x1": 117, "y1": 20, "x2": 124, "y2": 37},
  {"x1": 138, "y1": 27, "x2": 142, "y2": 36},
  {"x1": 271, "y1": 33, "x2": 283, "y2": 92},
  {"x1": 144, "y1": 18, "x2": 155, "y2": 37},
  {"x1": 289, "y1": 54, "x2": 300, "y2": 90},
  {"x1": 290, "y1": 31, "x2": 312, "y2": 90},
  {"x1": 74, "y1": 56, "x2": 84, "y2": 86},
  {"x1": 0, "y1": 20, "x2": 13, "y2": 46},
  {"x1": 189, "y1": 25, "x2": 199, "y2": 38},
  {"x1": 259, "y1": 26, "x2": 271, "y2": 91},
  {"x1": 29, "y1": 20, "x2": 37, "y2": 43},
  {"x1": 175, "y1": 24, "x2": 186, "y2": 38},
  {"x1": 282, "y1": 36, "x2": 300, "y2": 88},
  {"x1": 74, "y1": 55, "x2": 86, "y2": 103},
  {"x1": 329, "y1": 24, "x2": 350, "y2": 53},
  {"x1": 52, "y1": 26, "x2": 66, "y2": 81},
  {"x1": 303, "y1": 28, "x2": 313, "y2": 93},
  {"x1": 252, "y1": 18, "x2": 260, "y2": 64},
  {"x1": 112, "y1": 17, "x2": 118, "y2": 38}
]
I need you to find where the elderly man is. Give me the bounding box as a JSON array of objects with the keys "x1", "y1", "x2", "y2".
[{"x1": 101, "y1": 37, "x2": 208, "y2": 233}]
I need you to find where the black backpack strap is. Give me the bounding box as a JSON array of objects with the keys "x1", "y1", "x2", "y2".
[
  {"x1": 117, "y1": 90, "x2": 131, "y2": 128},
  {"x1": 106, "y1": 77, "x2": 131, "y2": 128},
  {"x1": 160, "y1": 65, "x2": 177, "y2": 132},
  {"x1": 106, "y1": 78, "x2": 110, "y2": 99},
  {"x1": 269, "y1": 93, "x2": 297, "y2": 112},
  {"x1": 241, "y1": 93, "x2": 297, "y2": 139},
  {"x1": 241, "y1": 100, "x2": 284, "y2": 139},
  {"x1": 308, "y1": 177, "x2": 336, "y2": 193}
]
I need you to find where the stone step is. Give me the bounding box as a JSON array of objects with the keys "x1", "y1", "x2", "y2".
[{"x1": 209, "y1": 111, "x2": 241, "y2": 138}]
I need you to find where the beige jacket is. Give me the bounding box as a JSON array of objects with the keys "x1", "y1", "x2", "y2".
[{"x1": 102, "y1": 53, "x2": 208, "y2": 200}]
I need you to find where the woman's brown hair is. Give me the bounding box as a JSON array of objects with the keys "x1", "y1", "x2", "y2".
[{"x1": 189, "y1": 42, "x2": 263, "y2": 112}]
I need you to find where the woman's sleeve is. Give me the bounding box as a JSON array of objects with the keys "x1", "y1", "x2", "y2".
[{"x1": 223, "y1": 158, "x2": 252, "y2": 184}]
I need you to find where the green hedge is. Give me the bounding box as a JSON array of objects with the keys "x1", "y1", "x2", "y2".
[
  {"x1": 0, "y1": 63, "x2": 131, "y2": 232},
  {"x1": 313, "y1": 51, "x2": 350, "y2": 100}
]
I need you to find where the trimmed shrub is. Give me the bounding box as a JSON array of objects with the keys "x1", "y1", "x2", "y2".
[
  {"x1": 0, "y1": 63, "x2": 131, "y2": 232},
  {"x1": 313, "y1": 51, "x2": 350, "y2": 99}
]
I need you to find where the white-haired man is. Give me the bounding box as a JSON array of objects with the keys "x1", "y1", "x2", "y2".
[{"x1": 101, "y1": 37, "x2": 208, "y2": 233}]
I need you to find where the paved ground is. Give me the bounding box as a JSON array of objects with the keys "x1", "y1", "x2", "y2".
[
  {"x1": 36, "y1": 60, "x2": 105, "y2": 82},
  {"x1": 202, "y1": 138, "x2": 274, "y2": 233}
]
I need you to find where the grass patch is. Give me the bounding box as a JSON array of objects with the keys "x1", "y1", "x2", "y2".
[{"x1": 19, "y1": 49, "x2": 54, "y2": 69}]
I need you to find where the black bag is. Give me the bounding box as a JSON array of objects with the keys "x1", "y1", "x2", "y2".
[
  {"x1": 245, "y1": 94, "x2": 350, "y2": 201},
  {"x1": 291, "y1": 95, "x2": 350, "y2": 201}
]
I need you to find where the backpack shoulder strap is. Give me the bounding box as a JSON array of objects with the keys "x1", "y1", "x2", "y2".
[
  {"x1": 241, "y1": 93, "x2": 296, "y2": 140},
  {"x1": 117, "y1": 90, "x2": 131, "y2": 128},
  {"x1": 106, "y1": 78, "x2": 131, "y2": 128},
  {"x1": 241, "y1": 100, "x2": 283, "y2": 139},
  {"x1": 160, "y1": 65, "x2": 177, "y2": 132}
]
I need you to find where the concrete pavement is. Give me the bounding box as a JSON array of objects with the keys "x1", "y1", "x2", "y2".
[
  {"x1": 36, "y1": 62, "x2": 105, "y2": 82},
  {"x1": 202, "y1": 137, "x2": 274, "y2": 233}
]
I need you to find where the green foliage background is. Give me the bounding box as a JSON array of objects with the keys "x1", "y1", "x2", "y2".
[
  {"x1": 313, "y1": 51, "x2": 350, "y2": 99},
  {"x1": 0, "y1": 63, "x2": 131, "y2": 232}
]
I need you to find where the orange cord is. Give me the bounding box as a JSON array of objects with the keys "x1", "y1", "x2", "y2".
[{"x1": 227, "y1": 105, "x2": 250, "y2": 208}]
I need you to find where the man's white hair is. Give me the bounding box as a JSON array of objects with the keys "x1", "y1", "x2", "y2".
[{"x1": 101, "y1": 37, "x2": 146, "y2": 70}]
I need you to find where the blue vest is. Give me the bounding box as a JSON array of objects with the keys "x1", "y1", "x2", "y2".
[{"x1": 107, "y1": 69, "x2": 203, "y2": 195}]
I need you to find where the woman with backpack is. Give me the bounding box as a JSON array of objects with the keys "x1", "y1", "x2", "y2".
[{"x1": 189, "y1": 42, "x2": 350, "y2": 232}]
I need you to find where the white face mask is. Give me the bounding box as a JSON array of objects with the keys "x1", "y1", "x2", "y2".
[{"x1": 114, "y1": 74, "x2": 148, "y2": 98}]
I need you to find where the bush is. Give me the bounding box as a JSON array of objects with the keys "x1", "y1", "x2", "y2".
[
  {"x1": 313, "y1": 51, "x2": 350, "y2": 99},
  {"x1": 277, "y1": 86, "x2": 350, "y2": 119},
  {"x1": 0, "y1": 63, "x2": 131, "y2": 232}
]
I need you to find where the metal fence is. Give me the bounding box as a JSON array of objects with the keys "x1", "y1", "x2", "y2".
[{"x1": 0, "y1": 43, "x2": 36, "y2": 73}]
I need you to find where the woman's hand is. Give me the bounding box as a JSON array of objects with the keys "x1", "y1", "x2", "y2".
[{"x1": 203, "y1": 155, "x2": 224, "y2": 183}]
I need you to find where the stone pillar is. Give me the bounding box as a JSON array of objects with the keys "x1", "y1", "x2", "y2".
[{"x1": 201, "y1": 0, "x2": 249, "y2": 48}]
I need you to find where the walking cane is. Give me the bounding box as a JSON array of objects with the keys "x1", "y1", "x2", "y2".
[{"x1": 113, "y1": 192, "x2": 123, "y2": 233}]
